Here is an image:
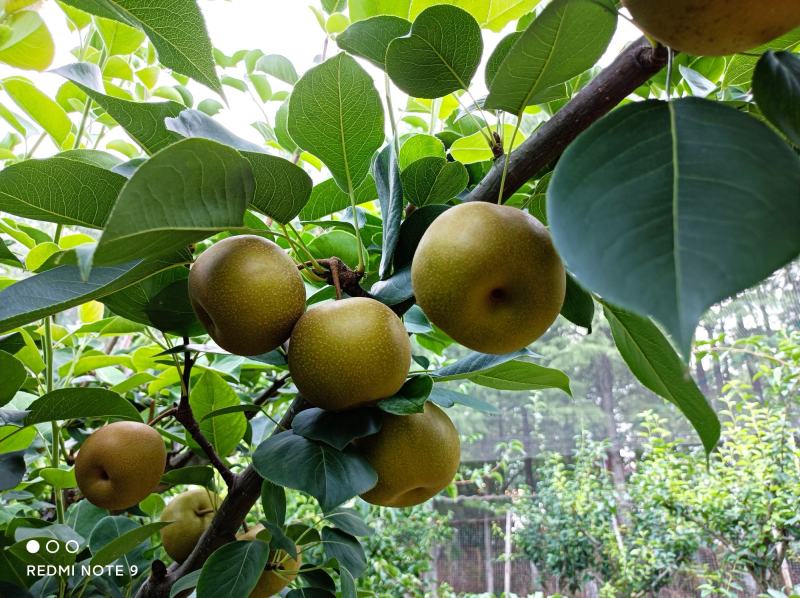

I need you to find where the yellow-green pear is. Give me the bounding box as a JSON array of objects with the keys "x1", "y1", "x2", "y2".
[
  {"x1": 358, "y1": 402, "x2": 460, "y2": 508},
  {"x1": 188, "y1": 235, "x2": 306, "y2": 356},
  {"x1": 159, "y1": 488, "x2": 222, "y2": 563},
  {"x1": 412, "y1": 202, "x2": 565, "y2": 355},
  {"x1": 237, "y1": 524, "x2": 301, "y2": 597},
  {"x1": 75, "y1": 421, "x2": 166, "y2": 511},
  {"x1": 288, "y1": 297, "x2": 412, "y2": 411},
  {"x1": 623, "y1": 0, "x2": 800, "y2": 56}
]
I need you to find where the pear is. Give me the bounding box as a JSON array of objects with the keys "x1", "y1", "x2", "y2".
[
  {"x1": 237, "y1": 524, "x2": 301, "y2": 597},
  {"x1": 160, "y1": 488, "x2": 222, "y2": 563}
]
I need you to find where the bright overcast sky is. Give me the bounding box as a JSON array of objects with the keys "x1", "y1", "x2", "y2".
[{"x1": 7, "y1": 0, "x2": 640, "y2": 156}]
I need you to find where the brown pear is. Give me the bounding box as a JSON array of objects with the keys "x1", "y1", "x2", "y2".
[
  {"x1": 160, "y1": 488, "x2": 222, "y2": 563},
  {"x1": 237, "y1": 524, "x2": 301, "y2": 597}
]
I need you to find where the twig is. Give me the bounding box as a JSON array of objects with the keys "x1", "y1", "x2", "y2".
[{"x1": 248, "y1": 374, "x2": 291, "y2": 420}]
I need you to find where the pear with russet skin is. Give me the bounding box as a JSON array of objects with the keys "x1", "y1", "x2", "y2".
[
  {"x1": 160, "y1": 488, "x2": 222, "y2": 563},
  {"x1": 237, "y1": 524, "x2": 301, "y2": 597}
]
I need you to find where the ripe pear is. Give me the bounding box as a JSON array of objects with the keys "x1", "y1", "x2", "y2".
[
  {"x1": 358, "y1": 402, "x2": 460, "y2": 508},
  {"x1": 160, "y1": 488, "x2": 222, "y2": 563},
  {"x1": 188, "y1": 235, "x2": 306, "y2": 356},
  {"x1": 75, "y1": 421, "x2": 166, "y2": 511},
  {"x1": 411, "y1": 202, "x2": 565, "y2": 355},
  {"x1": 288, "y1": 297, "x2": 412, "y2": 411},
  {"x1": 237, "y1": 524, "x2": 301, "y2": 597},
  {"x1": 623, "y1": 0, "x2": 800, "y2": 56}
]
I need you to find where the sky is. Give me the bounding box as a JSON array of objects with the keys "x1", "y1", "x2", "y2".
[{"x1": 2, "y1": 0, "x2": 641, "y2": 157}]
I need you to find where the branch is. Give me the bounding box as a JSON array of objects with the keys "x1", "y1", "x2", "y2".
[
  {"x1": 136, "y1": 396, "x2": 311, "y2": 598},
  {"x1": 248, "y1": 373, "x2": 291, "y2": 420},
  {"x1": 466, "y1": 37, "x2": 669, "y2": 204}
]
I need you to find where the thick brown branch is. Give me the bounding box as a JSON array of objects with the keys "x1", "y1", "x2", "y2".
[{"x1": 466, "y1": 37, "x2": 668, "y2": 205}]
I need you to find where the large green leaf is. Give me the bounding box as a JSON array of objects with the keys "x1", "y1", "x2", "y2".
[
  {"x1": 2, "y1": 77, "x2": 71, "y2": 145},
  {"x1": 25, "y1": 388, "x2": 141, "y2": 424},
  {"x1": 753, "y1": 51, "x2": 800, "y2": 146},
  {"x1": 0, "y1": 351, "x2": 26, "y2": 408},
  {"x1": 291, "y1": 407, "x2": 382, "y2": 451},
  {"x1": 322, "y1": 528, "x2": 366, "y2": 577},
  {"x1": 431, "y1": 349, "x2": 530, "y2": 381},
  {"x1": 54, "y1": 62, "x2": 184, "y2": 154},
  {"x1": 188, "y1": 371, "x2": 246, "y2": 457},
  {"x1": 372, "y1": 144, "x2": 403, "y2": 279},
  {"x1": 378, "y1": 375, "x2": 434, "y2": 414},
  {"x1": 392, "y1": 203, "x2": 449, "y2": 269},
  {"x1": 59, "y1": 0, "x2": 221, "y2": 92},
  {"x1": 288, "y1": 53, "x2": 384, "y2": 192},
  {"x1": 254, "y1": 54, "x2": 299, "y2": 85},
  {"x1": 0, "y1": 154, "x2": 125, "y2": 228},
  {"x1": 0, "y1": 256, "x2": 185, "y2": 333},
  {"x1": 603, "y1": 303, "x2": 720, "y2": 454},
  {"x1": 196, "y1": 541, "x2": 270, "y2": 598},
  {"x1": 548, "y1": 98, "x2": 800, "y2": 358},
  {"x1": 253, "y1": 431, "x2": 377, "y2": 512},
  {"x1": 95, "y1": 15, "x2": 146, "y2": 56},
  {"x1": 350, "y1": 0, "x2": 411, "y2": 22},
  {"x1": 337, "y1": 16, "x2": 411, "y2": 69},
  {"x1": 94, "y1": 138, "x2": 254, "y2": 265},
  {"x1": 300, "y1": 177, "x2": 377, "y2": 221},
  {"x1": 386, "y1": 5, "x2": 482, "y2": 99},
  {"x1": 0, "y1": 10, "x2": 55, "y2": 71},
  {"x1": 485, "y1": 0, "x2": 616, "y2": 115},
  {"x1": 165, "y1": 109, "x2": 312, "y2": 223},
  {"x1": 409, "y1": 0, "x2": 541, "y2": 31},
  {"x1": 401, "y1": 156, "x2": 468, "y2": 206},
  {"x1": 90, "y1": 521, "x2": 171, "y2": 567},
  {"x1": 723, "y1": 28, "x2": 800, "y2": 89},
  {"x1": 469, "y1": 360, "x2": 571, "y2": 395}
]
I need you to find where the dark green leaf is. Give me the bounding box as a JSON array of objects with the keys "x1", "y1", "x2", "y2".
[
  {"x1": 560, "y1": 273, "x2": 594, "y2": 332},
  {"x1": 94, "y1": 138, "x2": 253, "y2": 265},
  {"x1": 253, "y1": 431, "x2": 377, "y2": 512},
  {"x1": 337, "y1": 16, "x2": 411, "y2": 69},
  {"x1": 59, "y1": 0, "x2": 221, "y2": 92},
  {"x1": 469, "y1": 360, "x2": 572, "y2": 395},
  {"x1": 300, "y1": 177, "x2": 377, "y2": 221},
  {"x1": 372, "y1": 144, "x2": 404, "y2": 279},
  {"x1": 160, "y1": 465, "x2": 215, "y2": 488},
  {"x1": 262, "y1": 520, "x2": 296, "y2": 558},
  {"x1": 753, "y1": 51, "x2": 800, "y2": 145},
  {"x1": 0, "y1": 155, "x2": 125, "y2": 229},
  {"x1": 386, "y1": 5, "x2": 482, "y2": 98},
  {"x1": 0, "y1": 450, "x2": 25, "y2": 491},
  {"x1": 603, "y1": 303, "x2": 720, "y2": 455},
  {"x1": 431, "y1": 349, "x2": 530, "y2": 381},
  {"x1": 169, "y1": 570, "x2": 201, "y2": 598},
  {"x1": 25, "y1": 388, "x2": 141, "y2": 424},
  {"x1": 261, "y1": 480, "x2": 286, "y2": 528},
  {"x1": 0, "y1": 351, "x2": 26, "y2": 407},
  {"x1": 321, "y1": 527, "x2": 366, "y2": 577},
  {"x1": 196, "y1": 540, "x2": 270, "y2": 598},
  {"x1": 288, "y1": 53, "x2": 384, "y2": 191},
  {"x1": 400, "y1": 157, "x2": 468, "y2": 206},
  {"x1": 392, "y1": 203, "x2": 449, "y2": 269},
  {"x1": 0, "y1": 240, "x2": 21, "y2": 268},
  {"x1": 369, "y1": 265, "x2": 413, "y2": 305},
  {"x1": 429, "y1": 387, "x2": 499, "y2": 414},
  {"x1": 325, "y1": 508, "x2": 373, "y2": 537},
  {"x1": 377, "y1": 375, "x2": 433, "y2": 414},
  {"x1": 548, "y1": 98, "x2": 800, "y2": 357},
  {"x1": 486, "y1": 0, "x2": 616, "y2": 114},
  {"x1": 286, "y1": 589, "x2": 336, "y2": 598},
  {"x1": 485, "y1": 31, "x2": 521, "y2": 88},
  {"x1": 292, "y1": 407, "x2": 382, "y2": 450},
  {"x1": 90, "y1": 521, "x2": 171, "y2": 567}
]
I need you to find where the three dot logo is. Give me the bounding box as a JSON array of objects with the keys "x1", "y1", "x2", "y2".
[{"x1": 25, "y1": 539, "x2": 80, "y2": 554}]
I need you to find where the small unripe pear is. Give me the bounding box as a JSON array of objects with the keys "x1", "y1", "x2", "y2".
[
  {"x1": 288, "y1": 297, "x2": 412, "y2": 411},
  {"x1": 188, "y1": 235, "x2": 306, "y2": 356},
  {"x1": 75, "y1": 421, "x2": 166, "y2": 511},
  {"x1": 623, "y1": 0, "x2": 800, "y2": 56},
  {"x1": 160, "y1": 488, "x2": 222, "y2": 563},
  {"x1": 412, "y1": 202, "x2": 565, "y2": 355},
  {"x1": 358, "y1": 402, "x2": 460, "y2": 508},
  {"x1": 237, "y1": 524, "x2": 301, "y2": 597}
]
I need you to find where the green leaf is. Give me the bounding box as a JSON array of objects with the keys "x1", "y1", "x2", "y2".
[
  {"x1": 429, "y1": 386, "x2": 499, "y2": 413},
  {"x1": 95, "y1": 15, "x2": 145, "y2": 55},
  {"x1": 291, "y1": 407, "x2": 382, "y2": 450},
  {"x1": 0, "y1": 10, "x2": 55, "y2": 71},
  {"x1": 0, "y1": 351, "x2": 26, "y2": 407},
  {"x1": 386, "y1": 5, "x2": 482, "y2": 99},
  {"x1": 0, "y1": 256, "x2": 184, "y2": 333},
  {"x1": 253, "y1": 431, "x2": 377, "y2": 512},
  {"x1": 378, "y1": 375, "x2": 433, "y2": 414},
  {"x1": 372, "y1": 144, "x2": 404, "y2": 279},
  {"x1": 401, "y1": 157, "x2": 468, "y2": 206},
  {"x1": 450, "y1": 124, "x2": 525, "y2": 163},
  {"x1": 754, "y1": 51, "x2": 800, "y2": 146},
  {"x1": 548, "y1": 98, "x2": 800, "y2": 357},
  {"x1": 261, "y1": 479, "x2": 286, "y2": 528},
  {"x1": 369, "y1": 265, "x2": 413, "y2": 305},
  {"x1": 59, "y1": 0, "x2": 221, "y2": 93},
  {"x1": 431, "y1": 349, "x2": 530, "y2": 381},
  {"x1": 255, "y1": 54, "x2": 299, "y2": 85},
  {"x1": 325, "y1": 508, "x2": 374, "y2": 537},
  {"x1": 188, "y1": 371, "x2": 246, "y2": 457},
  {"x1": 337, "y1": 16, "x2": 411, "y2": 69},
  {"x1": 197, "y1": 540, "x2": 269, "y2": 598},
  {"x1": 88, "y1": 516, "x2": 138, "y2": 574},
  {"x1": 350, "y1": 0, "x2": 411, "y2": 22},
  {"x1": 393, "y1": 203, "x2": 449, "y2": 269},
  {"x1": 288, "y1": 53, "x2": 384, "y2": 192},
  {"x1": 0, "y1": 240, "x2": 21, "y2": 268},
  {"x1": 603, "y1": 303, "x2": 720, "y2": 454},
  {"x1": 0, "y1": 154, "x2": 125, "y2": 228},
  {"x1": 0, "y1": 450, "x2": 25, "y2": 491},
  {"x1": 94, "y1": 138, "x2": 253, "y2": 265},
  {"x1": 723, "y1": 29, "x2": 800, "y2": 89},
  {"x1": 560, "y1": 273, "x2": 594, "y2": 332},
  {"x1": 485, "y1": 0, "x2": 616, "y2": 115},
  {"x1": 54, "y1": 62, "x2": 184, "y2": 154},
  {"x1": 25, "y1": 388, "x2": 141, "y2": 424},
  {"x1": 309, "y1": 230, "x2": 361, "y2": 270},
  {"x1": 398, "y1": 133, "x2": 445, "y2": 169},
  {"x1": 486, "y1": 31, "x2": 521, "y2": 88},
  {"x1": 469, "y1": 360, "x2": 571, "y2": 395},
  {"x1": 160, "y1": 465, "x2": 215, "y2": 488},
  {"x1": 164, "y1": 109, "x2": 313, "y2": 223},
  {"x1": 409, "y1": 0, "x2": 542, "y2": 31},
  {"x1": 300, "y1": 177, "x2": 377, "y2": 221},
  {"x1": 2, "y1": 77, "x2": 72, "y2": 145},
  {"x1": 91, "y1": 521, "x2": 171, "y2": 566},
  {"x1": 170, "y1": 571, "x2": 201, "y2": 598},
  {"x1": 322, "y1": 527, "x2": 366, "y2": 577}
]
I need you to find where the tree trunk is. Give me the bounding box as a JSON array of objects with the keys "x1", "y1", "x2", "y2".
[
  {"x1": 520, "y1": 403, "x2": 535, "y2": 487},
  {"x1": 597, "y1": 352, "x2": 629, "y2": 523},
  {"x1": 484, "y1": 515, "x2": 495, "y2": 595}
]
